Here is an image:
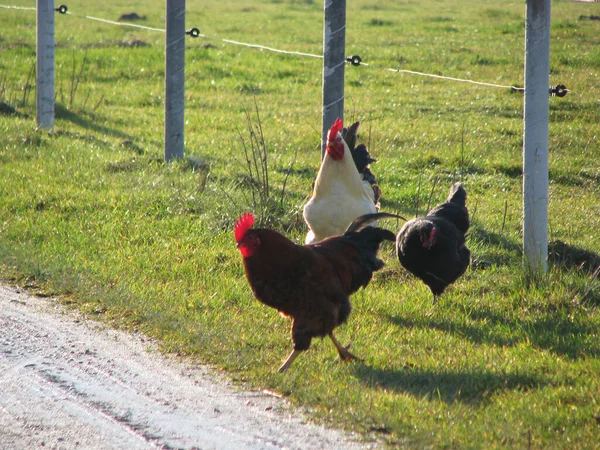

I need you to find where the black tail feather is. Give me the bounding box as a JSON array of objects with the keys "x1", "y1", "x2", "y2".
[
  {"x1": 345, "y1": 212, "x2": 407, "y2": 234},
  {"x1": 341, "y1": 121, "x2": 360, "y2": 151},
  {"x1": 447, "y1": 182, "x2": 467, "y2": 207}
]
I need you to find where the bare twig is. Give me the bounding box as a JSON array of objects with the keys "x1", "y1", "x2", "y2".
[
  {"x1": 279, "y1": 145, "x2": 299, "y2": 207},
  {"x1": 69, "y1": 51, "x2": 88, "y2": 109},
  {"x1": 56, "y1": 78, "x2": 64, "y2": 104},
  {"x1": 232, "y1": 127, "x2": 250, "y2": 169},
  {"x1": 426, "y1": 177, "x2": 440, "y2": 213},
  {"x1": 253, "y1": 95, "x2": 269, "y2": 199},
  {"x1": 238, "y1": 124, "x2": 257, "y2": 207},
  {"x1": 471, "y1": 197, "x2": 479, "y2": 223},
  {"x1": 20, "y1": 63, "x2": 35, "y2": 107},
  {"x1": 69, "y1": 52, "x2": 77, "y2": 108},
  {"x1": 501, "y1": 199, "x2": 508, "y2": 232},
  {"x1": 229, "y1": 101, "x2": 297, "y2": 224},
  {"x1": 414, "y1": 171, "x2": 423, "y2": 218},
  {"x1": 198, "y1": 166, "x2": 209, "y2": 193},
  {"x1": 0, "y1": 73, "x2": 7, "y2": 99},
  {"x1": 92, "y1": 94, "x2": 105, "y2": 112},
  {"x1": 575, "y1": 265, "x2": 600, "y2": 304},
  {"x1": 244, "y1": 111, "x2": 263, "y2": 203},
  {"x1": 234, "y1": 103, "x2": 275, "y2": 213},
  {"x1": 460, "y1": 122, "x2": 466, "y2": 180},
  {"x1": 82, "y1": 89, "x2": 92, "y2": 111},
  {"x1": 219, "y1": 184, "x2": 241, "y2": 211}
]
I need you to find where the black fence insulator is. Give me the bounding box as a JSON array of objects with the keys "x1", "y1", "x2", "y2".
[
  {"x1": 186, "y1": 28, "x2": 200, "y2": 38},
  {"x1": 346, "y1": 55, "x2": 362, "y2": 66},
  {"x1": 549, "y1": 84, "x2": 568, "y2": 97},
  {"x1": 55, "y1": 4, "x2": 68, "y2": 14}
]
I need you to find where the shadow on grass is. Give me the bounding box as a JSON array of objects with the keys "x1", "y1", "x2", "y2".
[
  {"x1": 55, "y1": 104, "x2": 133, "y2": 141},
  {"x1": 352, "y1": 363, "x2": 546, "y2": 404},
  {"x1": 465, "y1": 226, "x2": 522, "y2": 269},
  {"x1": 469, "y1": 227, "x2": 521, "y2": 254},
  {"x1": 494, "y1": 163, "x2": 600, "y2": 189},
  {"x1": 549, "y1": 240, "x2": 600, "y2": 274},
  {"x1": 467, "y1": 229, "x2": 600, "y2": 277},
  {"x1": 384, "y1": 308, "x2": 599, "y2": 361}
]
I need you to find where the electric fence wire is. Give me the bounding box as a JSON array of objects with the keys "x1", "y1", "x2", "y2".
[
  {"x1": 0, "y1": 4, "x2": 34, "y2": 10},
  {"x1": 65, "y1": 10, "x2": 166, "y2": 33},
  {"x1": 1, "y1": 3, "x2": 570, "y2": 96}
]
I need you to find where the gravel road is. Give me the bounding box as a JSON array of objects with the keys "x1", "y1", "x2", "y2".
[{"x1": 0, "y1": 285, "x2": 376, "y2": 450}]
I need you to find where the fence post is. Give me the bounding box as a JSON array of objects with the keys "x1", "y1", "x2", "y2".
[
  {"x1": 523, "y1": 0, "x2": 551, "y2": 276},
  {"x1": 36, "y1": 0, "x2": 55, "y2": 130},
  {"x1": 321, "y1": 0, "x2": 346, "y2": 158},
  {"x1": 164, "y1": 0, "x2": 186, "y2": 162}
]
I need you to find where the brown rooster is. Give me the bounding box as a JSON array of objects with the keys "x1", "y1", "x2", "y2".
[
  {"x1": 395, "y1": 182, "x2": 470, "y2": 300},
  {"x1": 235, "y1": 211, "x2": 400, "y2": 372}
]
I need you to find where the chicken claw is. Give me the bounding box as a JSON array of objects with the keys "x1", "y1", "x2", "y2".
[{"x1": 329, "y1": 333, "x2": 361, "y2": 362}]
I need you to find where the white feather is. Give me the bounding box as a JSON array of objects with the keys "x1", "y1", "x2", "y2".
[{"x1": 303, "y1": 133, "x2": 377, "y2": 244}]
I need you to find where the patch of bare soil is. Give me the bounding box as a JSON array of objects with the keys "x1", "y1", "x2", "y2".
[{"x1": 0, "y1": 285, "x2": 377, "y2": 449}]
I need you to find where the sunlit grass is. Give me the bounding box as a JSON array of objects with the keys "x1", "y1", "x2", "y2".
[{"x1": 1, "y1": 0, "x2": 599, "y2": 448}]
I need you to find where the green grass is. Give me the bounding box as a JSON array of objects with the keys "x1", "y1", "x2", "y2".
[{"x1": 1, "y1": 0, "x2": 600, "y2": 447}]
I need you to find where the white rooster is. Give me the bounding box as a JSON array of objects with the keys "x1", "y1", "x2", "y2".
[{"x1": 303, "y1": 118, "x2": 379, "y2": 244}]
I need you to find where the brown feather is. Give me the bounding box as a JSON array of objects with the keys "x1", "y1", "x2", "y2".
[{"x1": 236, "y1": 212, "x2": 398, "y2": 369}]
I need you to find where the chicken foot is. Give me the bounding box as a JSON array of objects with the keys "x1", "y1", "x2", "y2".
[
  {"x1": 278, "y1": 333, "x2": 360, "y2": 372},
  {"x1": 329, "y1": 333, "x2": 360, "y2": 362}
]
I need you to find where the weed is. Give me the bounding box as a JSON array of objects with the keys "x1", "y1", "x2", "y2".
[
  {"x1": 230, "y1": 97, "x2": 296, "y2": 226},
  {"x1": 20, "y1": 62, "x2": 34, "y2": 107},
  {"x1": 68, "y1": 51, "x2": 89, "y2": 110}
]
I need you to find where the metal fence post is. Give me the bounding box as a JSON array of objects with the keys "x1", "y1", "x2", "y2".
[
  {"x1": 321, "y1": 0, "x2": 346, "y2": 157},
  {"x1": 36, "y1": 0, "x2": 55, "y2": 130},
  {"x1": 165, "y1": 0, "x2": 186, "y2": 162},
  {"x1": 523, "y1": 0, "x2": 551, "y2": 275}
]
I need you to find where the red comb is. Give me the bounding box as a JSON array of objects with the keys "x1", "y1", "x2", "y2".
[
  {"x1": 327, "y1": 118, "x2": 343, "y2": 144},
  {"x1": 234, "y1": 212, "x2": 255, "y2": 243}
]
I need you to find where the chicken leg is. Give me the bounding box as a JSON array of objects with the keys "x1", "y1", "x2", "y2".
[
  {"x1": 278, "y1": 349, "x2": 301, "y2": 373},
  {"x1": 329, "y1": 333, "x2": 360, "y2": 361},
  {"x1": 278, "y1": 333, "x2": 359, "y2": 372}
]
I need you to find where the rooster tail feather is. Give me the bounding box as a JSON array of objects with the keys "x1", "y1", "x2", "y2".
[
  {"x1": 341, "y1": 121, "x2": 360, "y2": 152},
  {"x1": 345, "y1": 212, "x2": 407, "y2": 234},
  {"x1": 447, "y1": 183, "x2": 467, "y2": 207},
  {"x1": 358, "y1": 227, "x2": 396, "y2": 244},
  {"x1": 343, "y1": 225, "x2": 396, "y2": 292}
]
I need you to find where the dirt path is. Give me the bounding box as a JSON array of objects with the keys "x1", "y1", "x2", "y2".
[{"x1": 0, "y1": 285, "x2": 376, "y2": 449}]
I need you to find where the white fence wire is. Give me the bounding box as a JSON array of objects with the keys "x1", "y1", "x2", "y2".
[{"x1": 0, "y1": 3, "x2": 550, "y2": 95}]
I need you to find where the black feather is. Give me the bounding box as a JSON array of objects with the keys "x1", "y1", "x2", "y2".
[
  {"x1": 396, "y1": 183, "x2": 471, "y2": 297},
  {"x1": 427, "y1": 182, "x2": 469, "y2": 235},
  {"x1": 345, "y1": 212, "x2": 407, "y2": 234}
]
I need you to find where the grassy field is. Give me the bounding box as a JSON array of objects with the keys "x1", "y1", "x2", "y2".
[{"x1": 1, "y1": 0, "x2": 600, "y2": 447}]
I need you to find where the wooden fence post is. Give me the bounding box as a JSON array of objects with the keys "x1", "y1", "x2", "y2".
[
  {"x1": 165, "y1": 0, "x2": 186, "y2": 162},
  {"x1": 36, "y1": 0, "x2": 55, "y2": 130},
  {"x1": 321, "y1": 0, "x2": 346, "y2": 157},
  {"x1": 523, "y1": 0, "x2": 551, "y2": 275}
]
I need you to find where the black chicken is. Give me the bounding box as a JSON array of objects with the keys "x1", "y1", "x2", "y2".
[{"x1": 395, "y1": 182, "x2": 470, "y2": 299}]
